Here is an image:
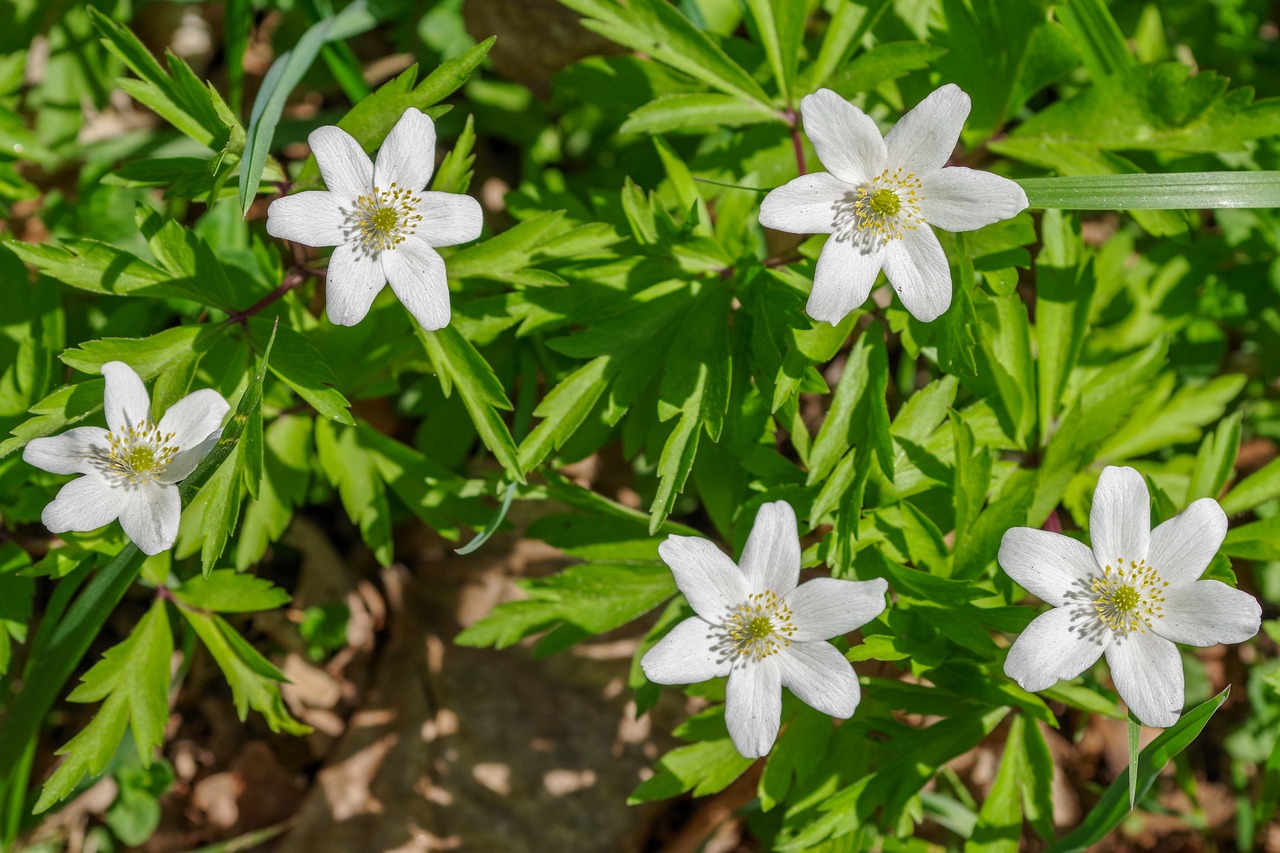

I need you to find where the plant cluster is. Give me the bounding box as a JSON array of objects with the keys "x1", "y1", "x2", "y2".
[{"x1": 1, "y1": 0, "x2": 1280, "y2": 850}]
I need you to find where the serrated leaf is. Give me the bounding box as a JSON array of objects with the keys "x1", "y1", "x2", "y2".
[
  {"x1": 650, "y1": 284, "x2": 733, "y2": 531},
  {"x1": 621, "y1": 93, "x2": 784, "y2": 135},
  {"x1": 174, "y1": 569, "x2": 290, "y2": 613},
  {"x1": 36, "y1": 601, "x2": 172, "y2": 812},
  {"x1": 60, "y1": 327, "x2": 203, "y2": 377},
  {"x1": 6, "y1": 240, "x2": 196, "y2": 301},
  {"x1": 248, "y1": 319, "x2": 353, "y2": 424},
  {"x1": 454, "y1": 562, "x2": 675, "y2": 650},
  {"x1": 563, "y1": 0, "x2": 771, "y2": 104},
  {"x1": 180, "y1": 609, "x2": 308, "y2": 735},
  {"x1": 314, "y1": 419, "x2": 393, "y2": 565},
  {"x1": 418, "y1": 325, "x2": 523, "y2": 483}
]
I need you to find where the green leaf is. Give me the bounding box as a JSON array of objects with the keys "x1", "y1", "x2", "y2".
[
  {"x1": 88, "y1": 7, "x2": 231, "y2": 149},
  {"x1": 60, "y1": 327, "x2": 204, "y2": 377},
  {"x1": 964, "y1": 713, "x2": 1028, "y2": 853},
  {"x1": 454, "y1": 562, "x2": 675, "y2": 650},
  {"x1": 1034, "y1": 210, "x2": 1093, "y2": 437},
  {"x1": 1020, "y1": 171, "x2": 1280, "y2": 209},
  {"x1": 5, "y1": 239, "x2": 195, "y2": 301},
  {"x1": 823, "y1": 41, "x2": 948, "y2": 99},
  {"x1": 248, "y1": 319, "x2": 353, "y2": 424},
  {"x1": 650, "y1": 284, "x2": 734, "y2": 531},
  {"x1": 807, "y1": 323, "x2": 890, "y2": 484},
  {"x1": 180, "y1": 609, "x2": 309, "y2": 736},
  {"x1": 418, "y1": 325, "x2": 523, "y2": 483},
  {"x1": 1046, "y1": 689, "x2": 1229, "y2": 853},
  {"x1": 293, "y1": 38, "x2": 494, "y2": 188},
  {"x1": 562, "y1": 0, "x2": 771, "y2": 104},
  {"x1": 174, "y1": 569, "x2": 291, "y2": 613},
  {"x1": 239, "y1": 0, "x2": 381, "y2": 214},
  {"x1": 742, "y1": 0, "x2": 806, "y2": 102},
  {"x1": 994, "y1": 65, "x2": 1280, "y2": 159},
  {"x1": 799, "y1": 0, "x2": 891, "y2": 93},
  {"x1": 431, "y1": 113, "x2": 476, "y2": 195},
  {"x1": 629, "y1": 734, "x2": 753, "y2": 803},
  {"x1": 36, "y1": 600, "x2": 172, "y2": 812},
  {"x1": 1098, "y1": 374, "x2": 1246, "y2": 461},
  {"x1": 933, "y1": 0, "x2": 1070, "y2": 137},
  {"x1": 1222, "y1": 456, "x2": 1280, "y2": 515},
  {"x1": 314, "y1": 419, "x2": 393, "y2": 565},
  {"x1": 1054, "y1": 0, "x2": 1135, "y2": 80},
  {"x1": 1221, "y1": 515, "x2": 1280, "y2": 562},
  {"x1": 1187, "y1": 411, "x2": 1241, "y2": 503},
  {"x1": 621, "y1": 93, "x2": 784, "y2": 135}
]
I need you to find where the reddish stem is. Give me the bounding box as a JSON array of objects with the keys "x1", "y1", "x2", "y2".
[
  {"x1": 784, "y1": 107, "x2": 806, "y2": 176},
  {"x1": 226, "y1": 269, "x2": 306, "y2": 326}
]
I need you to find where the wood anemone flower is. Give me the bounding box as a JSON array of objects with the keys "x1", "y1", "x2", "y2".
[
  {"x1": 642, "y1": 500, "x2": 888, "y2": 758},
  {"x1": 23, "y1": 362, "x2": 229, "y2": 555},
  {"x1": 266, "y1": 107, "x2": 483, "y2": 331},
  {"x1": 1000, "y1": 465, "x2": 1261, "y2": 727},
  {"x1": 760, "y1": 85, "x2": 1028, "y2": 323}
]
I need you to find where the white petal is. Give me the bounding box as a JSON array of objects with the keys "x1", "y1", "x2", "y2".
[
  {"x1": 1106, "y1": 631, "x2": 1184, "y2": 728},
  {"x1": 658, "y1": 535, "x2": 748, "y2": 623},
  {"x1": 919, "y1": 168, "x2": 1028, "y2": 232},
  {"x1": 325, "y1": 243, "x2": 387, "y2": 327},
  {"x1": 158, "y1": 429, "x2": 222, "y2": 485},
  {"x1": 118, "y1": 483, "x2": 181, "y2": 555},
  {"x1": 799, "y1": 89, "x2": 887, "y2": 185},
  {"x1": 23, "y1": 427, "x2": 110, "y2": 475},
  {"x1": 102, "y1": 361, "x2": 152, "y2": 433},
  {"x1": 881, "y1": 226, "x2": 951, "y2": 322},
  {"x1": 265, "y1": 191, "x2": 347, "y2": 247},
  {"x1": 419, "y1": 191, "x2": 483, "y2": 248},
  {"x1": 641, "y1": 617, "x2": 731, "y2": 684},
  {"x1": 758, "y1": 172, "x2": 849, "y2": 235},
  {"x1": 884, "y1": 84, "x2": 971, "y2": 175},
  {"x1": 998, "y1": 528, "x2": 1097, "y2": 607},
  {"x1": 373, "y1": 108, "x2": 437, "y2": 193},
  {"x1": 1090, "y1": 466, "x2": 1151, "y2": 568},
  {"x1": 1153, "y1": 580, "x2": 1261, "y2": 647},
  {"x1": 41, "y1": 474, "x2": 122, "y2": 533},
  {"x1": 1003, "y1": 606, "x2": 1107, "y2": 692},
  {"x1": 382, "y1": 237, "x2": 451, "y2": 331},
  {"x1": 725, "y1": 660, "x2": 782, "y2": 758},
  {"x1": 786, "y1": 577, "x2": 887, "y2": 642},
  {"x1": 1146, "y1": 498, "x2": 1227, "y2": 587},
  {"x1": 740, "y1": 500, "x2": 802, "y2": 595},
  {"x1": 776, "y1": 641, "x2": 860, "y2": 718},
  {"x1": 807, "y1": 236, "x2": 883, "y2": 325},
  {"x1": 309, "y1": 125, "x2": 373, "y2": 201},
  {"x1": 158, "y1": 389, "x2": 230, "y2": 451}
]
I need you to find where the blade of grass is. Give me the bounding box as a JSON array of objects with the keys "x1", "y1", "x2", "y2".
[{"x1": 1019, "y1": 172, "x2": 1280, "y2": 209}]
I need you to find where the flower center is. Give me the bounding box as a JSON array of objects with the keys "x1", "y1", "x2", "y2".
[
  {"x1": 105, "y1": 420, "x2": 178, "y2": 486},
  {"x1": 831, "y1": 166, "x2": 926, "y2": 248},
  {"x1": 352, "y1": 182, "x2": 422, "y2": 254},
  {"x1": 726, "y1": 591, "x2": 797, "y2": 661},
  {"x1": 1091, "y1": 558, "x2": 1168, "y2": 635}
]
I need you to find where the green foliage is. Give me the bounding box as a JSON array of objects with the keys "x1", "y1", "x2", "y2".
[
  {"x1": 35, "y1": 600, "x2": 172, "y2": 812},
  {"x1": 1, "y1": 0, "x2": 1277, "y2": 848}
]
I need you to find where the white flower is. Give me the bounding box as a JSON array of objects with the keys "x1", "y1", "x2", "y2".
[
  {"x1": 642, "y1": 501, "x2": 888, "y2": 758},
  {"x1": 22, "y1": 362, "x2": 229, "y2": 556},
  {"x1": 1000, "y1": 466, "x2": 1261, "y2": 727},
  {"x1": 265, "y1": 107, "x2": 483, "y2": 331},
  {"x1": 759, "y1": 85, "x2": 1028, "y2": 324}
]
